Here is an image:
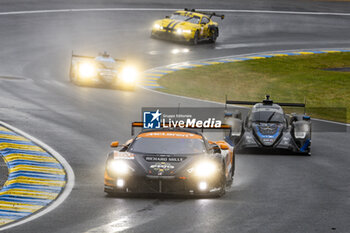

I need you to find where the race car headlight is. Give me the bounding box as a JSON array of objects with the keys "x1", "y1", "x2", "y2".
[
  {"x1": 108, "y1": 160, "x2": 129, "y2": 175},
  {"x1": 78, "y1": 62, "x2": 96, "y2": 78},
  {"x1": 294, "y1": 124, "x2": 310, "y2": 139},
  {"x1": 195, "y1": 161, "x2": 217, "y2": 177},
  {"x1": 182, "y1": 29, "x2": 191, "y2": 34},
  {"x1": 120, "y1": 66, "x2": 138, "y2": 83},
  {"x1": 294, "y1": 132, "x2": 307, "y2": 139},
  {"x1": 176, "y1": 28, "x2": 183, "y2": 34},
  {"x1": 153, "y1": 24, "x2": 162, "y2": 30}
]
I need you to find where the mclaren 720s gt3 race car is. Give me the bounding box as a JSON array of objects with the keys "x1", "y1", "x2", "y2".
[
  {"x1": 151, "y1": 9, "x2": 224, "y2": 44},
  {"x1": 224, "y1": 95, "x2": 312, "y2": 155},
  {"x1": 104, "y1": 122, "x2": 235, "y2": 197},
  {"x1": 69, "y1": 51, "x2": 138, "y2": 90}
]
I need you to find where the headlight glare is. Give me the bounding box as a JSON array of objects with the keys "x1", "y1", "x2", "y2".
[
  {"x1": 79, "y1": 62, "x2": 96, "y2": 78},
  {"x1": 176, "y1": 28, "x2": 183, "y2": 34},
  {"x1": 153, "y1": 24, "x2": 161, "y2": 30},
  {"x1": 195, "y1": 161, "x2": 216, "y2": 177},
  {"x1": 109, "y1": 160, "x2": 129, "y2": 174},
  {"x1": 120, "y1": 66, "x2": 138, "y2": 83}
]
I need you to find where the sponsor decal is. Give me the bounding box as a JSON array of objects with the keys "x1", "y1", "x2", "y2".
[
  {"x1": 162, "y1": 118, "x2": 221, "y2": 128},
  {"x1": 143, "y1": 109, "x2": 162, "y2": 129},
  {"x1": 150, "y1": 162, "x2": 175, "y2": 170},
  {"x1": 150, "y1": 162, "x2": 175, "y2": 175},
  {"x1": 145, "y1": 156, "x2": 186, "y2": 162},
  {"x1": 113, "y1": 151, "x2": 135, "y2": 160},
  {"x1": 143, "y1": 108, "x2": 222, "y2": 129}
]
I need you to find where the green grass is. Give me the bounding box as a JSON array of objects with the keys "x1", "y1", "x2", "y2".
[{"x1": 158, "y1": 52, "x2": 350, "y2": 123}]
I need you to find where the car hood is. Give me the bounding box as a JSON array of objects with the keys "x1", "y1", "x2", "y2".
[{"x1": 156, "y1": 19, "x2": 194, "y2": 30}]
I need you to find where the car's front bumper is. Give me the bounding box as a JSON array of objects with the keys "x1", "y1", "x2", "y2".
[
  {"x1": 151, "y1": 30, "x2": 191, "y2": 42},
  {"x1": 235, "y1": 132, "x2": 309, "y2": 154},
  {"x1": 104, "y1": 174, "x2": 223, "y2": 196},
  {"x1": 76, "y1": 74, "x2": 136, "y2": 88}
]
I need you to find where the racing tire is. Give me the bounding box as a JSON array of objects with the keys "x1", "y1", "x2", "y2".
[
  {"x1": 230, "y1": 159, "x2": 235, "y2": 182},
  {"x1": 69, "y1": 70, "x2": 74, "y2": 83},
  {"x1": 226, "y1": 160, "x2": 235, "y2": 187},
  {"x1": 192, "y1": 31, "x2": 199, "y2": 45},
  {"x1": 105, "y1": 191, "x2": 128, "y2": 198},
  {"x1": 70, "y1": 75, "x2": 79, "y2": 85},
  {"x1": 303, "y1": 150, "x2": 311, "y2": 156},
  {"x1": 209, "y1": 28, "x2": 218, "y2": 43},
  {"x1": 105, "y1": 190, "x2": 114, "y2": 197},
  {"x1": 69, "y1": 69, "x2": 81, "y2": 85},
  {"x1": 150, "y1": 32, "x2": 156, "y2": 39},
  {"x1": 72, "y1": 77, "x2": 82, "y2": 86},
  {"x1": 214, "y1": 169, "x2": 226, "y2": 197}
]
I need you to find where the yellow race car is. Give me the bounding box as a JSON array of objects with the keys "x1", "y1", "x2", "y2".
[{"x1": 151, "y1": 9, "x2": 224, "y2": 44}]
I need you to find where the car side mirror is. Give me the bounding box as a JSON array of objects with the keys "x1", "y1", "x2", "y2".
[
  {"x1": 210, "y1": 144, "x2": 221, "y2": 154},
  {"x1": 165, "y1": 16, "x2": 169, "y2": 19},
  {"x1": 215, "y1": 141, "x2": 229, "y2": 150},
  {"x1": 110, "y1": 141, "x2": 119, "y2": 147},
  {"x1": 219, "y1": 144, "x2": 229, "y2": 150}
]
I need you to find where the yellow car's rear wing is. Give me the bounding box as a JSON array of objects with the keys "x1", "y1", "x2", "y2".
[{"x1": 184, "y1": 8, "x2": 224, "y2": 20}]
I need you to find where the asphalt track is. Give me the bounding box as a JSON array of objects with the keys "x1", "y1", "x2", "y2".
[{"x1": 0, "y1": 0, "x2": 349, "y2": 232}]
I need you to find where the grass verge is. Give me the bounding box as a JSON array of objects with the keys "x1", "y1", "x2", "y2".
[{"x1": 158, "y1": 52, "x2": 350, "y2": 123}]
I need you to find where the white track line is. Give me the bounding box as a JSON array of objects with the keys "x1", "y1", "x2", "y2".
[
  {"x1": 0, "y1": 8, "x2": 350, "y2": 16},
  {"x1": 0, "y1": 120, "x2": 75, "y2": 232},
  {"x1": 140, "y1": 48, "x2": 350, "y2": 127}
]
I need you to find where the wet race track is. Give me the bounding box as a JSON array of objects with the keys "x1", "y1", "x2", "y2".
[{"x1": 0, "y1": 0, "x2": 349, "y2": 232}]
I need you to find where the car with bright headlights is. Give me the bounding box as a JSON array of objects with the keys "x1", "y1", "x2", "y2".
[
  {"x1": 225, "y1": 95, "x2": 311, "y2": 155},
  {"x1": 69, "y1": 51, "x2": 138, "y2": 90},
  {"x1": 151, "y1": 9, "x2": 224, "y2": 44},
  {"x1": 104, "y1": 122, "x2": 235, "y2": 197}
]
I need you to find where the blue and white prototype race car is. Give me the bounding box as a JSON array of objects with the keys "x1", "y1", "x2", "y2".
[{"x1": 224, "y1": 95, "x2": 311, "y2": 155}]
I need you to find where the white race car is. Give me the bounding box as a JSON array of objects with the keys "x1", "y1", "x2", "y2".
[{"x1": 69, "y1": 51, "x2": 138, "y2": 90}]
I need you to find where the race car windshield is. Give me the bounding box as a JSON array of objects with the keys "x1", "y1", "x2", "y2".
[
  {"x1": 251, "y1": 111, "x2": 284, "y2": 123},
  {"x1": 170, "y1": 14, "x2": 200, "y2": 24},
  {"x1": 185, "y1": 16, "x2": 200, "y2": 24},
  {"x1": 95, "y1": 57, "x2": 116, "y2": 69},
  {"x1": 128, "y1": 137, "x2": 206, "y2": 155},
  {"x1": 170, "y1": 14, "x2": 189, "y2": 21}
]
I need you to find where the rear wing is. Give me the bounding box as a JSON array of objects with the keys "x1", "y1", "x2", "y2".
[
  {"x1": 71, "y1": 51, "x2": 125, "y2": 62},
  {"x1": 72, "y1": 54, "x2": 95, "y2": 60},
  {"x1": 184, "y1": 8, "x2": 225, "y2": 20},
  {"x1": 225, "y1": 100, "x2": 305, "y2": 107},
  {"x1": 225, "y1": 95, "x2": 306, "y2": 113},
  {"x1": 131, "y1": 121, "x2": 231, "y2": 136}
]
